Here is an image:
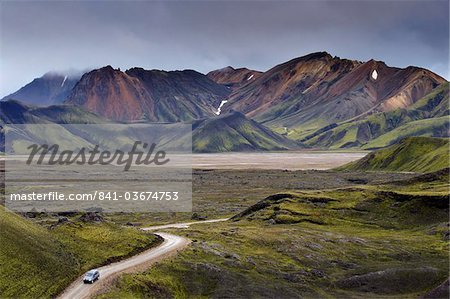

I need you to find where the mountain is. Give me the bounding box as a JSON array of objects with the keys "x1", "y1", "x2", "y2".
[
  {"x1": 0, "y1": 101, "x2": 296, "y2": 153},
  {"x1": 337, "y1": 137, "x2": 449, "y2": 173},
  {"x1": 362, "y1": 117, "x2": 449, "y2": 149},
  {"x1": 3, "y1": 52, "x2": 447, "y2": 151},
  {"x1": 303, "y1": 83, "x2": 450, "y2": 149},
  {"x1": 65, "y1": 66, "x2": 230, "y2": 122},
  {"x1": 6, "y1": 53, "x2": 445, "y2": 128},
  {"x1": 190, "y1": 111, "x2": 298, "y2": 152},
  {"x1": 0, "y1": 100, "x2": 192, "y2": 154},
  {"x1": 207, "y1": 66, "x2": 262, "y2": 89},
  {"x1": 0, "y1": 100, "x2": 111, "y2": 152},
  {"x1": 224, "y1": 52, "x2": 446, "y2": 135},
  {"x1": 1, "y1": 72, "x2": 82, "y2": 106},
  {"x1": 0, "y1": 100, "x2": 109, "y2": 125},
  {"x1": 225, "y1": 52, "x2": 357, "y2": 119}
]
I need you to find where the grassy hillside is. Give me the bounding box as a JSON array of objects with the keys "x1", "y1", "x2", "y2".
[
  {"x1": 362, "y1": 116, "x2": 449, "y2": 149},
  {"x1": 0, "y1": 207, "x2": 78, "y2": 298},
  {"x1": 338, "y1": 137, "x2": 449, "y2": 173},
  {"x1": 1, "y1": 100, "x2": 297, "y2": 153},
  {"x1": 0, "y1": 100, "x2": 194, "y2": 153},
  {"x1": 302, "y1": 83, "x2": 449, "y2": 149},
  {"x1": 97, "y1": 171, "x2": 449, "y2": 298},
  {"x1": 192, "y1": 111, "x2": 299, "y2": 152},
  {"x1": 0, "y1": 100, "x2": 111, "y2": 152},
  {"x1": 0, "y1": 207, "x2": 161, "y2": 298},
  {"x1": 0, "y1": 100, "x2": 110, "y2": 125}
]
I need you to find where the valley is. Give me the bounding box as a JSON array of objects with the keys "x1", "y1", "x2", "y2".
[
  {"x1": 94, "y1": 167, "x2": 449, "y2": 299},
  {"x1": 1, "y1": 136, "x2": 449, "y2": 298},
  {"x1": 1, "y1": 1, "x2": 449, "y2": 298},
  {"x1": 191, "y1": 151, "x2": 366, "y2": 170},
  {"x1": 0, "y1": 51, "x2": 448, "y2": 299}
]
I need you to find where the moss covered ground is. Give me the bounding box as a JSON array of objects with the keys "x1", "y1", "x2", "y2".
[{"x1": 97, "y1": 169, "x2": 449, "y2": 298}]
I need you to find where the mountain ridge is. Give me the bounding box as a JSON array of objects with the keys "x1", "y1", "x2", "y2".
[
  {"x1": 0, "y1": 100, "x2": 294, "y2": 153},
  {"x1": 302, "y1": 83, "x2": 450, "y2": 149},
  {"x1": 2, "y1": 52, "x2": 447, "y2": 152},
  {"x1": 65, "y1": 66, "x2": 230, "y2": 122},
  {"x1": 1, "y1": 71, "x2": 82, "y2": 106},
  {"x1": 225, "y1": 52, "x2": 445, "y2": 135},
  {"x1": 207, "y1": 66, "x2": 262, "y2": 90}
]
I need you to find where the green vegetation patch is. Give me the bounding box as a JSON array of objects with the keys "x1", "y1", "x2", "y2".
[
  {"x1": 0, "y1": 208, "x2": 161, "y2": 299},
  {"x1": 302, "y1": 83, "x2": 450, "y2": 149},
  {"x1": 98, "y1": 172, "x2": 449, "y2": 298},
  {"x1": 338, "y1": 137, "x2": 449, "y2": 173},
  {"x1": 0, "y1": 207, "x2": 78, "y2": 298}
]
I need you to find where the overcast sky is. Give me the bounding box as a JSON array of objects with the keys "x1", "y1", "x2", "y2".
[{"x1": 0, "y1": 0, "x2": 448, "y2": 97}]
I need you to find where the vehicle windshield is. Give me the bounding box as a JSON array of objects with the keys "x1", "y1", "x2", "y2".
[{"x1": 85, "y1": 271, "x2": 96, "y2": 277}]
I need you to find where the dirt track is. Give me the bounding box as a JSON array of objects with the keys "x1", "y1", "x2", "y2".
[{"x1": 58, "y1": 219, "x2": 228, "y2": 299}]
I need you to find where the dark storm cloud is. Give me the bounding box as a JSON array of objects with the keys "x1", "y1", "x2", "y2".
[{"x1": 0, "y1": 0, "x2": 448, "y2": 97}]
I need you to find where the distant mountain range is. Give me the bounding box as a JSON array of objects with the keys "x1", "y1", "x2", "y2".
[
  {"x1": 1, "y1": 72, "x2": 82, "y2": 106},
  {"x1": 1, "y1": 52, "x2": 448, "y2": 151}
]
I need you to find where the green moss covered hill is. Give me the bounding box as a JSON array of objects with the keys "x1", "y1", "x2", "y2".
[
  {"x1": 0, "y1": 207, "x2": 78, "y2": 298},
  {"x1": 0, "y1": 206, "x2": 160, "y2": 298},
  {"x1": 0, "y1": 101, "x2": 299, "y2": 153},
  {"x1": 302, "y1": 83, "x2": 449, "y2": 149},
  {"x1": 191, "y1": 111, "x2": 299, "y2": 152},
  {"x1": 97, "y1": 170, "x2": 449, "y2": 298},
  {"x1": 339, "y1": 137, "x2": 449, "y2": 173}
]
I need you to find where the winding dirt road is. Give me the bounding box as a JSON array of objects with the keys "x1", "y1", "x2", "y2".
[{"x1": 58, "y1": 218, "x2": 228, "y2": 299}]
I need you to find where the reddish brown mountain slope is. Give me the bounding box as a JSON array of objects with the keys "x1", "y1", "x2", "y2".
[
  {"x1": 224, "y1": 52, "x2": 358, "y2": 118},
  {"x1": 224, "y1": 52, "x2": 445, "y2": 131},
  {"x1": 207, "y1": 66, "x2": 262, "y2": 90},
  {"x1": 66, "y1": 66, "x2": 230, "y2": 122},
  {"x1": 66, "y1": 66, "x2": 152, "y2": 121}
]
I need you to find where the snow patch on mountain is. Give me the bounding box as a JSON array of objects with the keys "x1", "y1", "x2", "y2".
[
  {"x1": 371, "y1": 70, "x2": 378, "y2": 80},
  {"x1": 214, "y1": 100, "x2": 228, "y2": 115},
  {"x1": 61, "y1": 76, "x2": 68, "y2": 87},
  {"x1": 247, "y1": 74, "x2": 254, "y2": 81}
]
